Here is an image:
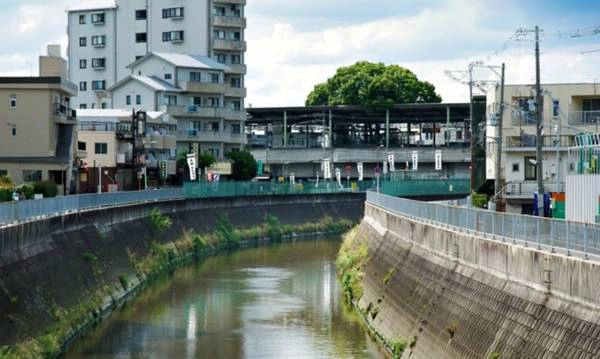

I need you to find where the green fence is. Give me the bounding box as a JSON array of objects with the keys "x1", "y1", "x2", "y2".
[{"x1": 183, "y1": 178, "x2": 470, "y2": 199}]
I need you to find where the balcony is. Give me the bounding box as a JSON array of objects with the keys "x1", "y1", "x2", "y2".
[
  {"x1": 504, "y1": 135, "x2": 574, "y2": 150},
  {"x1": 222, "y1": 108, "x2": 245, "y2": 120},
  {"x1": 116, "y1": 152, "x2": 133, "y2": 165},
  {"x1": 168, "y1": 105, "x2": 223, "y2": 118},
  {"x1": 214, "y1": 0, "x2": 246, "y2": 4},
  {"x1": 505, "y1": 181, "x2": 565, "y2": 199},
  {"x1": 225, "y1": 87, "x2": 246, "y2": 98},
  {"x1": 213, "y1": 15, "x2": 246, "y2": 28},
  {"x1": 145, "y1": 134, "x2": 177, "y2": 150},
  {"x1": 226, "y1": 64, "x2": 247, "y2": 74},
  {"x1": 182, "y1": 81, "x2": 226, "y2": 94},
  {"x1": 569, "y1": 111, "x2": 600, "y2": 126},
  {"x1": 53, "y1": 103, "x2": 76, "y2": 124},
  {"x1": 511, "y1": 110, "x2": 537, "y2": 126},
  {"x1": 213, "y1": 39, "x2": 246, "y2": 51},
  {"x1": 177, "y1": 130, "x2": 247, "y2": 144}
]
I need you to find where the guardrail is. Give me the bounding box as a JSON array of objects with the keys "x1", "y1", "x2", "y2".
[
  {"x1": 183, "y1": 181, "x2": 371, "y2": 198},
  {"x1": 367, "y1": 191, "x2": 600, "y2": 260},
  {"x1": 0, "y1": 189, "x2": 184, "y2": 225}
]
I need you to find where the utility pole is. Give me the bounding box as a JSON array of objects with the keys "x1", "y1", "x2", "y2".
[
  {"x1": 494, "y1": 63, "x2": 506, "y2": 208},
  {"x1": 535, "y1": 25, "x2": 544, "y2": 214},
  {"x1": 468, "y1": 65, "x2": 474, "y2": 193}
]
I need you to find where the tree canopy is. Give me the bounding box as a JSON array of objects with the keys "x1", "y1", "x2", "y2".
[
  {"x1": 306, "y1": 61, "x2": 442, "y2": 109},
  {"x1": 226, "y1": 150, "x2": 257, "y2": 181}
]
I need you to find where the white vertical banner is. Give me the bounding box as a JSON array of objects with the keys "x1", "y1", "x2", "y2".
[
  {"x1": 357, "y1": 162, "x2": 364, "y2": 181},
  {"x1": 388, "y1": 153, "x2": 395, "y2": 172},
  {"x1": 187, "y1": 154, "x2": 197, "y2": 181},
  {"x1": 435, "y1": 150, "x2": 442, "y2": 171},
  {"x1": 383, "y1": 161, "x2": 388, "y2": 175},
  {"x1": 412, "y1": 151, "x2": 419, "y2": 171},
  {"x1": 290, "y1": 173, "x2": 295, "y2": 185},
  {"x1": 335, "y1": 168, "x2": 342, "y2": 186},
  {"x1": 323, "y1": 159, "x2": 331, "y2": 180}
]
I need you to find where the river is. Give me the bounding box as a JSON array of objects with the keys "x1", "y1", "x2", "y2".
[{"x1": 66, "y1": 238, "x2": 386, "y2": 358}]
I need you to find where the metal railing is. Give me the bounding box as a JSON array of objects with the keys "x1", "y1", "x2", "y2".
[
  {"x1": 183, "y1": 181, "x2": 367, "y2": 198},
  {"x1": 367, "y1": 191, "x2": 600, "y2": 260},
  {"x1": 0, "y1": 189, "x2": 184, "y2": 225},
  {"x1": 505, "y1": 181, "x2": 565, "y2": 196},
  {"x1": 569, "y1": 111, "x2": 600, "y2": 125}
]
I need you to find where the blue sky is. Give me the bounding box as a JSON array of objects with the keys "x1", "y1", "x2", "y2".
[{"x1": 0, "y1": 0, "x2": 598, "y2": 105}]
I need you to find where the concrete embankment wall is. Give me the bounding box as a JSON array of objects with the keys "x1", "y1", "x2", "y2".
[
  {"x1": 359, "y1": 202, "x2": 600, "y2": 359},
  {"x1": 0, "y1": 193, "x2": 364, "y2": 345}
]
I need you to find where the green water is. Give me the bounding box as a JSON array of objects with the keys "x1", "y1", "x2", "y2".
[{"x1": 66, "y1": 239, "x2": 386, "y2": 358}]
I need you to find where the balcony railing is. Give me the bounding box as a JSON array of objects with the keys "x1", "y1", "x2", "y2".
[
  {"x1": 168, "y1": 105, "x2": 223, "y2": 118},
  {"x1": 511, "y1": 110, "x2": 537, "y2": 126},
  {"x1": 505, "y1": 181, "x2": 565, "y2": 197},
  {"x1": 569, "y1": 111, "x2": 600, "y2": 126},
  {"x1": 177, "y1": 130, "x2": 246, "y2": 144},
  {"x1": 504, "y1": 135, "x2": 575, "y2": 149},
  {"x1": 214, "y1": 0, "x2": 246, "y2": 4},
  {"x1": 226, "y1": 64, "x2": 247, "y2": 74},
  {"x1": 182, "y1": 81, "x2": 226, "y2": 93},
  {"x1": 53, "y1": 103, "x2": 76, "y2": 122},
  {"x1": 213, "y1": 39, "x2": 246, "y2": 51},
  {"x1": 225, "y1": 87, "x2": 246, "y2": 98},
  {"x1": 145, "y1": 134, "x2": 177, "y2": 150},
  {"x1": 213, "y1": 15, "x2": 246, "y2": 28}
]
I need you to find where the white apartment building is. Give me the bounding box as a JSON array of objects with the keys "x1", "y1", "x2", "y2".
[
  {"x1": 67, "y1": 0, "x2": 246, "y2": 110},
  {"x1": 109, "y1": 52, "x2": 246, "y2": 158},
  {"x1": 486, "y1": 83, "x2": 600, "y2": 214}
]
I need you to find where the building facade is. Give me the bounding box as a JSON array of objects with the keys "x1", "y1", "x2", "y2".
[
  {"x1": 486, "y1": 83, "x2": 600, "y2": 214},
  {"x1": 67, "y1": 0, "x2": 246, "y2": 111},
  {"x1": 0, "y1": 46, "x2": 78, "y2": 195}
]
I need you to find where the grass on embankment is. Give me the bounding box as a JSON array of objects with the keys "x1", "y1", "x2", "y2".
[{"x1": 0, "y1": 212, "x2": 353, "y2": 359}]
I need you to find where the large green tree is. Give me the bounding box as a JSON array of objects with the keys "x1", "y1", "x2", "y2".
[
  {"x1": 306, "y1": 61, "x2": 442, "y2": 109},
  {"x1": 226, "y1": 151, "x2": 258, "y2": 181}
]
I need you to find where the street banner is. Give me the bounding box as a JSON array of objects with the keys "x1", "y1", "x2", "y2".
[
  {"x1": 388, "y1": 154, "x2": 395, "y2": 172},
  {"x1": 383, "y1": 161, "x2": 388, "y2": 175},
  {"x1": 187, "y1": 153, "x2": 197, "y2": 181},
  {"x1": 335, "y1": 168, "x2": 341, "y2": 186},
  {"x1": 412, "y1": 151, "x2": 419, "y2": 171},
  {"x1": 357, "y1": 162, "x2": 364, "y2": 181},
  {"x1": 435, "y1": 150, "x2": 442, "y2": 171},
  {"x1": 324, "y1": 159, "x2": 332, "y2": 180}
]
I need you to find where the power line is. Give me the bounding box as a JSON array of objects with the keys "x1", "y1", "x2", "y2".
[{"x1": 571, "y1": 25, "x2": 600, "y2": 38}]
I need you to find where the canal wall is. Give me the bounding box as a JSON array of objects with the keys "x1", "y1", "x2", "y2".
[
  {"x1": 358, "y1": 202, "x2": 600, "y2": 359},
  {"x1": 0, "y1": 193, "x2": 364, "y2": 346}
]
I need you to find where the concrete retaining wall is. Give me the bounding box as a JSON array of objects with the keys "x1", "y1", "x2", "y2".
[
  {"x1": 0, "y1": 193, "x2": 365, "y2": 345},
  {"x1": 358, "y1": 202, "x2": 600, "y2": 358}
]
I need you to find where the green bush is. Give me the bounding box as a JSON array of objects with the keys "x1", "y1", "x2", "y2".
[
  {"x1": 265, "y1": 215, "x2": 283, "y2": 242},
  {"x1": 471, "y1": 192, "x2": 488, "y2": 209},
  {"x1": 17, "y1": 184, "x2": 34, "y2": 199},
  {"x1": 0, "y1": 189, "x2": 12, "y2": 202},
  {"x1": 82, "y1": 252, "x2": 98, "y2": 263},
  {"x1": 33, "y1": 181, "x2": 58, "y2": 198},
  {"x1": 118, "y1": 274, "x2": 129, "y2": 290},
  {"x1": 390, "y1": 338, "x2": 407, "y2": 359},
  {"x1": 215, "y1": 213, "x2": 240, "y2": 248},
  {"x1": 149, "y1": 208, "x2": 172, "y2": 235}
]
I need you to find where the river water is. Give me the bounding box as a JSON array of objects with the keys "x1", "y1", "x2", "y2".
[{"x1": 66, "y1": 238, "x2": 386, "y2": 358}]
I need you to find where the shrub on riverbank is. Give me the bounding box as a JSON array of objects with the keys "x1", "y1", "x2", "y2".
[{"x1": 336, "y1": 226, "x2": 369, "y2": 302}]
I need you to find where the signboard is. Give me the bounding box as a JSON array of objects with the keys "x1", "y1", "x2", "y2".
[
  {"x1": 435, "y1": 150, "x2": 442, "y2": 171},
  {"x1": 187, "y1": 153, "x2": 197, "y2": 181},
  {"x1": 290, "y1": 173, "x2": 296, "y2": 185},
  {"x1": 323, "y1": 159, "x2": 332, "y2": 180},
  {"x1": 159, "y1": 160, "x2": 167, "y2": 179},
  {"x1": 257, "y1": 160, "x2": 264, "y2": 176},
  {"x1": 383, "y1": 161, "x2": 388, "y2": 175},
  {"x1": 388, "y1": 154, "x2": 395, "y2": 172},
  {"x1": 345, "y1": 164, "x2": 352, "y2": 175},
  {"x1": 208, "y1": 162, "x2": 232, "y2": 175},
  {"x1": 412, "y1": 151, "x2": 419, "y2": 171},
  {"x1": 357, "y1": 162, "x2": 364, "y2": 181}
]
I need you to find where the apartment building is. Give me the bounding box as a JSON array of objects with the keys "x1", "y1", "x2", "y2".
[
  {"x1": 109, "y1": 52, "x2": 246, "y2": 159},
  {"x1": 486, "y1": 83, "x2": 600, "y2": 214},
  {"x1": 76, "y1": 108, "x2": 177, "y2": 191},
  {"x1": 67, "y1": 0, "x2": 247, "y2": 112},
  {"x1": 0, "y1": 45, "x2": 78, "y2": 195}
]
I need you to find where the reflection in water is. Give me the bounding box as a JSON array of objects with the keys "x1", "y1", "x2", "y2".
[{"x1": 67, "y1": 239, "x2": 385, "y2": 358}]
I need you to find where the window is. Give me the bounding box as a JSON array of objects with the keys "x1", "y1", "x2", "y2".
[
  {"x1": 136, "y1": 32, "x2": 147, "y2": 43},
  {"x1": 205, "y1": 97, "x2": 220, "y2": 108},
  {"x1": 162, "y1": 31, "x2": 184, "y2": 42},
  {"x1": 552, "y1": 100, "x2": 560, "y2": 117},
  {"x1": 92, "y1": 58, "x2": 106, "y2": 69},
  {"x1": 216, "y1": 54, "x2": 226, "y2": 63},
  {"x1": 0, "y1": 170, "x2": 7, "y2": 177},
  {"x1": 213, "y1": 30, "x2": 225, "y2": 39},
  {"x1": 135, "y1": 55, "x2": 144, "y2": 60},
  {"x1": 231, "y1": 5, "x2": 241, "y2": 17},
  {"x1": 214, "y1": 6, "x2": 225, "y2": 16},
  {"x1": 101, "y1": 102, "x2": 107, "y2": 109},
  {"x1": 231, "y1": 31, "x2": 241, "y2": 40},
  {"x1": 80, "y1": 104, "x2": 87, "y2": 109},
  {"x1": 79, "y1": 15, "x2": 86, "y2": 24},
  {"x1": 231, "y1": 54, "x2": 241, "y2": 64},
  {"x1": 78, "y1": 141, "x2": 87, "y2": 151},
  {"x1": 524, "y1": 156, "x2": 537, "y2": 180},
  {"x1": 164, "y1": 73, "x2": 172, "y2": 80},
  {"x1": 9, "y1": 95, "x2": 16, "y2": 109},
  {"x1": 210, "y1": 122, "x2": 219, "y2": 131},
  {"x1": 456, "y1": 130, "x2": 462, "y2": 140},
  {"x1": 210, "y1": 73, "x2": 219, "y2": 83},
  {"x1": 92, "y1": 80, "x2": 106, "y2": 91},
  {"x1": 136, "y1": 95, "x2": 141, "y2": 105},
  {"x1": 11, "y1": 128, "x2": 16, "y2": 136},
  {"x1": 230, "y1": 77, "x2": 241, "y2": 88},
  {"x1": 91, "y1": 35, "x2": 106, "y2": 47},
  {"x1": 231, "y1": 100, "x2": 241, "y2": 110},
  {"x1": 23, "y1": 170, "x2": 42, "y2": 182},
  {"x1": 79, "y1": 81, "x2": 87, "y2": 91},
  {"x1": 79, "y1": 59, "x2": 87, "y2": 69},
  {"x1": 135, "y1": 9, "x2": 147, "y2": 20},
  {"x1": 126, "y1": 95, "x2": 131, "y2": 105},
  {"x1": 162, "y1": 7, "x2": 184, "y2": 19},
  {"x1": 231, "y1": 124, "x2": 241, "y2": 134},
  {"x1": 94, "y1": 143, "x2": 108, "y2": 154},
  {"x1": 512, "y1": 163, "x2": 519, "y2": 172},
  {"x1": 79, "y1": 37, "x2": 87, "y2": 47},
  {"x1": 165, "y1": 95, "x2": 177, "y2": 106},
  {"x1": 91, "y1": 13, "x2": 105, "y2": 24}
]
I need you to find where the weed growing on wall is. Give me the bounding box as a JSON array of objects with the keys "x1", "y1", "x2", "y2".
[
  {"x1": 149, "y1": 208, "x2": 172, "y2": 235},
  {"x1": 336, "y1": 227, "x2": 369, "y2": 302},
  {"x1": 390, "y1": 338, "x2": 407, "y2": 359}
]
